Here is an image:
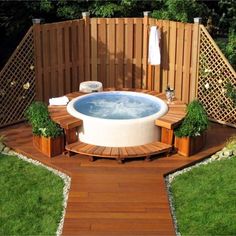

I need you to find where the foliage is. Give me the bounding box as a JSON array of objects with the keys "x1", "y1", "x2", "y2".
[
  {"x1": 25, "y1": 102, "x2": 63, "y2": 138},
  {"x1": 39, "y1": 120, "x2": 63, "y2": 138},
  {"x1": 0, "y1": 153, "x2": 64, "y2": 235},
  {"x1": 0, "y1": 135, "x2": 5, "y2": 143},
  {"x1": 218, "y1": 0, "x2": 236, "y2": 33},
  {"x1": 174, "y1": 100, "x2": 208, "y2": 137},
  {"x1": 171, "y1": 157, "x2": 236, "y2": 235},
  {"x1": 226, "y1": 135, "x2": 236, "y2": 149},
  {"x1": 151, "y1": 0, "x2": 208, "y2": 23},
  {"x1": 216, "y1": 30, "x2": 236, "y2": 67},
  {"x1": 225, "y1": 80, "x2": 236, "y2": 107}
]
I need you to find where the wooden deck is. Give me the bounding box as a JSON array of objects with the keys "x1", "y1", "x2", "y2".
[{"x1": 1, "y1": 122, "x2": 235, "y2": 235}]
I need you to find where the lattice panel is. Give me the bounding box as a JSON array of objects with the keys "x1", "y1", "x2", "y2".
[
  {"x1": 197, "y1": 25, "x2": 236, "y2": 127},
  {"x1": 0, "y1": 27, "x2": 35, "y2": 127}
]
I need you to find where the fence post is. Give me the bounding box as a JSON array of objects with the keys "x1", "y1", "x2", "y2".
[
  {"x1": 32, "y1": 18, "x2": 43, "y2": 101},
  {"x1": 82, "y1": 12, "x2": 91, "y2": 81},
  {"x1": 143, "y1": 11, "x2": 150, "y2": 89},
  {"x1": 190, "y1": 17, "x2": 201, "y2": 101}
]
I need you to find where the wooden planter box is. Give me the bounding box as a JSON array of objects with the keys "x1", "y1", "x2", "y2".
[
  {"x1": 174, "y1": 132, "x2": 207, "y2": 157},
  {"x1": 33, "y1": 135, "x2": 64, "y2": 158}
]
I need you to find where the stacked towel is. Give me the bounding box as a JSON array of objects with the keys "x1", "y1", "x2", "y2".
[
  {"x1": 49, "y1": 96, "x2": 69, "y2": 106},
  {"x1": 148, "y1": 26, "x2": 161, "y2": 65}
]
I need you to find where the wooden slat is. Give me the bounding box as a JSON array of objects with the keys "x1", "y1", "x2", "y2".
[
  {"x1": 83, "y1": 15, "x2": 90, "y2": 81},
  {"x1": 116, "y1": 18, "x2": 124, "y2": 88},
  {"x1": 134, "y1": 18, "x2": 142, "y2": 89},
  {"x1": 168, "y1": 21, "x2": 177, "y2": 89},
  {"x1": 71, "y1": 20, "x2": 78, "y2": 91},
  {"x1": 64, "y1": 23, "x2": 71, "y2": 93},
  {"x1": 125, "y1": 18, "x2": 133, "y2": 88},
  {"x1": 34, "y1": 24, "x2": 43, "y2": 101},
  {"x1": 107, "y1": 18, "x2": 115, "y2": 87},
  {"x1": 161, "y1": 20, "x2": 170, "y2": 91},
  {"x1": 42, "y1": 25, "x2": 50, "y2": 102},
  {"x1": 98, "y1": 18, "x2": 107, "y2": 87},
  {"x1": 175, "y1": 22, "x2": 184, "y2": 100},
  {"x1": 91, "y1": 18, "x2": 98, "y2": 81},
  {"x1": 78, "y1": 20, "x2": 85, "y2": 82},
  {"x1": 57, "y1": 24, "x2": 64, "y2": 96}
]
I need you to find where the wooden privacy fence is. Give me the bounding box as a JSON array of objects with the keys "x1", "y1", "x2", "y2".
[
  {"x1": 1, "y1": 14, "x2": 235, "y2": 128},
  {"x1": 197, "y1": 25, "x2": 236, "y2": 127},
  {"x1": 34, "y1": 14, "x2": 200, "y2": 104}
]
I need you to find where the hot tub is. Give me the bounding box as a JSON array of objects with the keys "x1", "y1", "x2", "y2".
[{"x1": 67, "y1": 91, "x2": 168, "y2": 147}]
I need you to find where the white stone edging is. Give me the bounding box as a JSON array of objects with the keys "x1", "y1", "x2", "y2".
[{"x1": 1, "y1": 149, "x2": 71, "y2": 236}]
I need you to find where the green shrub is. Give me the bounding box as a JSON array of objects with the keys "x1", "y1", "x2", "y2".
[
  {"x1": 226, "y1": 135, "x2": 236, "y2": 150},
  {"x1": 174, "y1": 100, "x2": 208, "y2": 137},
  {"x1": 25, "y1": 102, "x2": 63, "y2": 138},
  {"x1": 25, "y1": 102, "x2": 49, "y2": 128},
  {"x1": 39, "y1": 120, "x2": 63, "y2": 138}
]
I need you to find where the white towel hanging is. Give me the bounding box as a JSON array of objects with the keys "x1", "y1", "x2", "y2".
[{"x1": 148, "y1": 26, "x2": 161, "y2": 65}]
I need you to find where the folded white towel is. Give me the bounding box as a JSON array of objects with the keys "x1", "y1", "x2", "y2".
[
  {"x1": 49, "y1": 96, "x2": 69, "y2": 106},
  {"x1": 148, "y1": 26, "x2": 161, "y2": 65}
]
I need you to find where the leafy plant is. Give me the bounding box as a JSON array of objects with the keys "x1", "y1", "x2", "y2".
[
  {"x1": 151, "y1": 0, "x2": 208, "y2": 23},
  {"x1": 25, "y1": 101, "x2": 63, "y2": 138},
  {"x1": 226, "y1": 135, "x2": 236, "y2": 150},
  {"x1": 174, "y1": 100, "x2": 208, "y2": 137},
  {"x1": 0, "y1": 135, "x2": 6, "y2": 143},
  {"x1": 225, "y1": 80, "x2": 236, "y2": 107},
  {"x1": 39, "y1": 120, "x2": 63, "y2": 138}
]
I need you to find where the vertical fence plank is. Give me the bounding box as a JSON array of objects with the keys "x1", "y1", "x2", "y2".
[
  {"x1": 71, "y1": 20, "x2": 78, "y2": 91},
  {"x1": 34, "y1": 24, "x2": 43, "y2": 101},
  {"x1": 124, "y1": 18, "x2": 133, "y2": 88},
  {"x1": 83, "y1": 14, "x2": 91, "y2": 81},
  {"x1": 116, "y1": 18, "x2": 124, "y2": 88},
  {"x1": 134, "y1": 18, "x2": 143, "y2": 89},
  {"x1": 42, "y1": 25, "x2": 50, "y2": 102},
  {"x1": 190, "y1": 23, "x2": 200, "y2": 101},
  {"x1": 78, "y1": 20, "x2": 85, "y2": 83},
  {"x1": 168, "y1": 21, "x2": 177, "y2": 89},
  {"x1": 161, "y1": 20, "x2": 170, "y2": 91},
  {"x1": 182, "y1": 24, "x2": 192, "y2": 103},
  {"x1": 49, "y1": 26, "x2": 57, "y2": 97},
  {"x1": 107, "y1": 18, "x2": 115, "y2": 87},
  {"x1": 154, "y1": 20, "x2": 162, "y2": 92},
  {"x1": 98, "y1": 18, "x2": 107, "y2": 87},
  {"x1": 142, "y1": 15, "x2": 149, "y2": 89},
  {"x1": 57, "y1": 24, "x2": 64, "y2": 96},
  {"x1": 175, "y1": 22, "x2": 185, "y2": 100},
  {"x1": 91, "y1": 18, "x2": 98, "y2": 81},
  {"x1": 64, "y1": 23, "x2": 71, "y2": 93}
]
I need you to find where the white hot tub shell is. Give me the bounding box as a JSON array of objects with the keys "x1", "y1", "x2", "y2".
[{"x1": 67, "y1": 91, "x2": 168, "y2": 147}]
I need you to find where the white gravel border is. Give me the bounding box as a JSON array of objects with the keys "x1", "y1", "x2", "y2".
[
  {"x1": 165, "y1": 150, "x2": 235, "y2": 236},
  {"x1": 1, "y1": 150, "x2": 71, "y2": 236}
]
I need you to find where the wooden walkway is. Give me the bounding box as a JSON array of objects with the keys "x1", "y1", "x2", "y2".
[{"x1": 1, "y1": 123, "x2": 235, "y2": 235}]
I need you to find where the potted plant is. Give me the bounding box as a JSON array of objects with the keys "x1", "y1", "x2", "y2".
[
  {"x1": 25, "y1": 102, "x2": 64, "y2": 157},
  {"x1": 174, "y1": 100, "x2": 208, "y2": 157}
]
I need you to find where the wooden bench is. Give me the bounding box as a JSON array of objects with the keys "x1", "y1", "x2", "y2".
[
  {"x1": 155, "y1": 94, "x2": 186, "y2": 146},
  {"x1": 48, "y1": 105, "x2": 82, "y2": 145}
]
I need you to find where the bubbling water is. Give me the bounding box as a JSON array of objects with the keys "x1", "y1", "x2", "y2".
[{"x1": 73, "y1": 92, "x2": 161, "y2": 119}]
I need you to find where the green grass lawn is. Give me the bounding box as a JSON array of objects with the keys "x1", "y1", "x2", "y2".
[
  {"x1": 171, "y1": 157, "x2": 236, "y2": 235},
  {"x1": 0, "y1": 153, "x2": 64, "y2": 235}
]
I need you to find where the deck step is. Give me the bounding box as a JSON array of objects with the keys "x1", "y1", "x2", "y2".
[{"x1": 66, "y1": 141, "x2": 172, "y2": 162}]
